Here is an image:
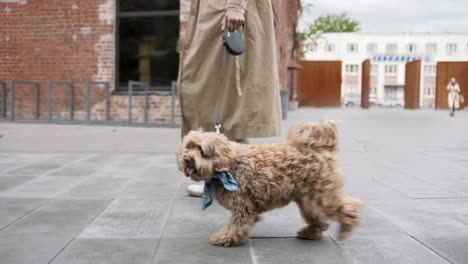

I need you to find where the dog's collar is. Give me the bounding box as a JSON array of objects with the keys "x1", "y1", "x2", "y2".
[{"x1": 202, "y1": 171, "x2": 238, "y2": 210}]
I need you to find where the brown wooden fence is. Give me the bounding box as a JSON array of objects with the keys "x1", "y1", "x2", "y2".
[
  {"x1": 405, "y1": 60, "x2": 421, "y2": 109},
  {"x1": 297, "y1": 60, "x2": 342, "y2": 107},
  {"x1": 361, "y1": 59, "x2": 370, "y2": 109}
]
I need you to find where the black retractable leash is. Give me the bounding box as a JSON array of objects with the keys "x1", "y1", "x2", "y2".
[{"x1": 215, "y1": 27, "x2": 246, "y2": 134}]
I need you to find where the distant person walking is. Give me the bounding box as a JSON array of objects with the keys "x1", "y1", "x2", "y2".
[{"x1": 447, "y1": 77, "x2": 461, "y2": 117}]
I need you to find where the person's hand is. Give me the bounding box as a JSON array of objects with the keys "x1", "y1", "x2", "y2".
[{"x1": 222, "y1": 10, "x2": 245, "y2": 32}]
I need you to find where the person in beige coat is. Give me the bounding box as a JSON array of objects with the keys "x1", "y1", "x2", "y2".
[
  {"x1": 178, "y1": 0, "x2": 282, "y2": 196},
  {"x1": 447, "y1": 77, "x2": 461, "y2": 116}
]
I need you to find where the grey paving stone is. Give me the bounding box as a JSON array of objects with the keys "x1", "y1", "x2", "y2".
[
  {"x1": 0, "y1": 154, "x2": 54, "y2": 174},
  {"x1": 251, "y1": 203, "x2": 304, "y2": 238},
  {"x1": 175, "y1": 179, "x2": 201, "y2": 200},
  {"x1": 373, "y1": 171, "x2": 461, "y2": 199},
  {"x1": 327, "y1": 206, "x2": 405, "y2": 240},
  {"x1": 371, "y1": 203, "x2": 468, "y2": 237},
  {"x1": 118, "y1": 166, "x2": 182, "y2": 199},
  {"x1": 250, "y1": 237, "x2": 349, "y2": 264},
  {"x1": 0, "y1": 233, "x2": 73, "y2": 264},
  {"x1": 163, "y1": 198, "x2": 230, "y2": 238},
  {"x1": 0, "y1": 176, "x2": 83, "y2": 198},
  {"x1": 87, "y1": 155, "x2": 153, "y2": 177},
  {"x1": 51, "y1": 238, "x2": 159, "y2": 264},
  {"x1": 61, "y1": 177, "x2": 130, "y2": 199},
  {"x1": 336, "y1": 234, "x2": 449, "y2": 264},
  {"x1": 0, "y1": 153, "x2": 10, "y2": 161},
  {"x1": 0, "y1": 198, "x2": 45, "y2": 229},
  {"x1": 454, "y1": 214, "x2": 468, "y2": 225},
  {"x1": 0, "y1": 176, "x2": 35, "y2": 192},
  {"x1": 416, "y1": 235, "x2": 468, "y2": 264},
  {"x1": 47, "y1": 154, "x2": 129, "y2": 177},
  {"x1": 47, "y1": 155, "x2": 104, "y2": 177},
  {"x1": 414, "y1": 174, "x2": 468, "y2": 197},
  {"x1": 2, "y1": 198, "x2": 111, "y2": 236},
  {"x1": 136, "y1": 165, "x2": 180, "y2": 180},
  {"x1": 2, "y1": 154, "x2": 83, "y2": 176},
  {"x1": 144, "y1": 155, "x2": 178, "y2": 169},
  {"x1": 153, "y1": 238, "x2": 253, "y2": 264},
  {"x1": 117, "y1": 179, "x2": 181, "y2": 199},
  {"x1": 344, "y1": 178, "x2": 408, "y2": 200},
  {"x1": 79, "y1": 199, "x2": 172, "y2": 239}
]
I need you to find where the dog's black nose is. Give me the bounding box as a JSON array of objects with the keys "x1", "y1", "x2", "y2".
[{"x1": 184, "y1": 157, "x2": 192, "y2": 165}]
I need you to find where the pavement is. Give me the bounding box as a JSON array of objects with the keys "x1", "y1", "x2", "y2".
[{"x1": 0, "y1": 107, "x2": 467, "y2": 264}]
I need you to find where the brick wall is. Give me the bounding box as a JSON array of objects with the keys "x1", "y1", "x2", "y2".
[
  {"x1": 271, "y1": 0, "x2": 300, "y2": 93},
  {"x1": 0, "y1": 0, "x2": 112, "y2": 120},
  {"x1": 0, "y1": 0, "x2": 179, "y2": 124}
]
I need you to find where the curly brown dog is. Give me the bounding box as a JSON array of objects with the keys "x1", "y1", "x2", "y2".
[{"x1": 177, "y1": 120, "x2": 362, "y2": 247}]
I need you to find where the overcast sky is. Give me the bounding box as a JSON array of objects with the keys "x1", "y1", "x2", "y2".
[{"x1": 300, "y1": 0, "x2": 468, "y2": 33}]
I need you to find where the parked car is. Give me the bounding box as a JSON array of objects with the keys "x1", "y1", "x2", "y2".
[
  {"x1": 342, "y1": 93, "x2": 378, "y2": 107},
  {"x1": 342, "y1": 93, "x2": 360, "y2": 107},
  {"x1": 377, "y1": 99, "x2": 404, "y2": 107}
]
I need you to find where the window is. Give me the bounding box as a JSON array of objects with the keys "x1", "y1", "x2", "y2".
[
  {"x1": 408, "y1": 43, "x2": 417, "y2": 53},
  {"x1": 367, "y1": 43, "x2": 377, "y2": 53},
  {"x1": 325, "y1": 43, "x2": 335, "y2": 52},
  {"x1": 385, "y1": 87, "x2": 398, "y2": 100},
  {"x1": 446, "y1": 43, "x2": 457, "y2": 55},
  {"x1": 347, "y1": 43, "x2": 358, "y2": 53},
  {"x1": 370, "y1": 64, "x2": 378, "y2": 75},
  {"x1": 345, "y1": 64, "x2": 359, "y2": 74},
  {"x1": 118, "y1": 0, "x2": 180, "y2": 91},
  {"x1": 385, "y1": 65, "x2": 397, "y2": 75},
  {"x1": 424, "y1": 65, "x2": 436, "y2": 76},
  {"x1": 309, "y1": 44, "x2": 317, "y2": 52},
  {"x1": 424, "y1": 87, "x2": 435, "y2": 97},
  {"x1": 370, "y1": 87, "x2": 377, "y2": 95},
  {"x1": 386, "y1": 43, "x2": 397, "y2": 53},
  {"x1": 426, "y1": 43, "x2": 437, "y2": 54}
]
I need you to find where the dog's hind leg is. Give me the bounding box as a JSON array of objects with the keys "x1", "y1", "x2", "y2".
[
  {"x1": 295, "y1": 197, "x2": 329, "y2": 240},
  {"x1": 210, "y1": 213, "x2": 257, "y2": 247},
  {"x1": 336, "y1": 195, "x2": 362, "y2": 240}
]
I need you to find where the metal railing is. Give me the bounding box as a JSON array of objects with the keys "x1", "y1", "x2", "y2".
[
  {"x1": 10, "y1": 80, "x2": 40, "y2": 121},
  {"x1": 0, "y1": 80, "x2": 179, "y2": 128},
  {"x1": 0, "y1": 81, "x2": 6, "y2": 119},
  {"x1": 86, "y1": 81, "x2": 110, "y2": 122},
  {"x1": 47, "y1": 81, "x2": 74, "y2": 121}
]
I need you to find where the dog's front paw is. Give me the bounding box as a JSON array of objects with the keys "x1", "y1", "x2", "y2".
[
  {"x1": 209, "y1": 233, "x2": 238, "y2": 247},
  {"x1": 297, "y1": 225, "x2": 323, "y2": 240}
]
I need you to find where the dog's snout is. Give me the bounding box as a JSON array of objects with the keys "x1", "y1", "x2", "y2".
[{"x1": 184, "y1": 157, "x2": 192, "y2": 165}]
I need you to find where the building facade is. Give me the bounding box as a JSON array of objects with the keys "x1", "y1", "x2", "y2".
[
  {"x1": 0, "y1": 0, "x2": 299, "y2": 123},
  {"x1": 305, "y1": 33, "x2": 468, "y2": 108}
]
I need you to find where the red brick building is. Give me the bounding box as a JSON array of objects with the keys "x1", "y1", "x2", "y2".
[{"x1": 0, "y1": 0, "x2": 299, "y2": 124}]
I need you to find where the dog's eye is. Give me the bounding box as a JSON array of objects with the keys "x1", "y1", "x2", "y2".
[{"x1": 198, "y1": 146, "x2": 208, "y2": 158}]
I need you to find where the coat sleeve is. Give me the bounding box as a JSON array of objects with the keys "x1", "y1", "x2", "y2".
[{"x1": 225, "y1": 0, "x2": 248, "y2": 14}]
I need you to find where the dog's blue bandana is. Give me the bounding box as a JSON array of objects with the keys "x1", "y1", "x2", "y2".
[{"x1": 202, "y1": 171, "x2": 238, "y2": 210}]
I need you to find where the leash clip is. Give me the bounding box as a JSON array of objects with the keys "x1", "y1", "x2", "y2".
[{"x1": 215, "y1": 123, "x2": 222, "y2": 134}]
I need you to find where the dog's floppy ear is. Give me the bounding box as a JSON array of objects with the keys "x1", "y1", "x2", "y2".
[
  {"x1": 201, "y1": 134, "x2": 236, "y2": 172},
  {"x1": 288, "y1": 120, "x2": 341, "y2": 148}
]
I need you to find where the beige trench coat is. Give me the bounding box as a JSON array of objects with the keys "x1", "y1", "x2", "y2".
[
  {"x1": 447, "y1": 83, "x2": 460, "y2": 109},
  {"x1": 178, "y1": 0, "x2": 282, "y2": 140}
]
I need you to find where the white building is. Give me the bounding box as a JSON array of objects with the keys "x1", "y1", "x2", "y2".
[{"x1": 305, "y1": 33, "x2": 468, "y2": 108}]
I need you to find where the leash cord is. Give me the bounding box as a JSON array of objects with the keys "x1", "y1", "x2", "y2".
[{"x1": 215, "y1": 46, "x2": 227, "y2": 134}]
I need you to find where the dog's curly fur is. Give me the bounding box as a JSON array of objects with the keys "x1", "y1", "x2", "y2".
[{"x1": 177, "y1": 120, "x2": 362, "y2": 247}]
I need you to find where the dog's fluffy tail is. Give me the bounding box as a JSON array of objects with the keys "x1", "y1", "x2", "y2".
[
  {"x1": 337, "y1": 196, "x2": 362, "y2": 240},
  {"x1": 288, "y1": 120, "x2": 342, "y2": 149}
]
